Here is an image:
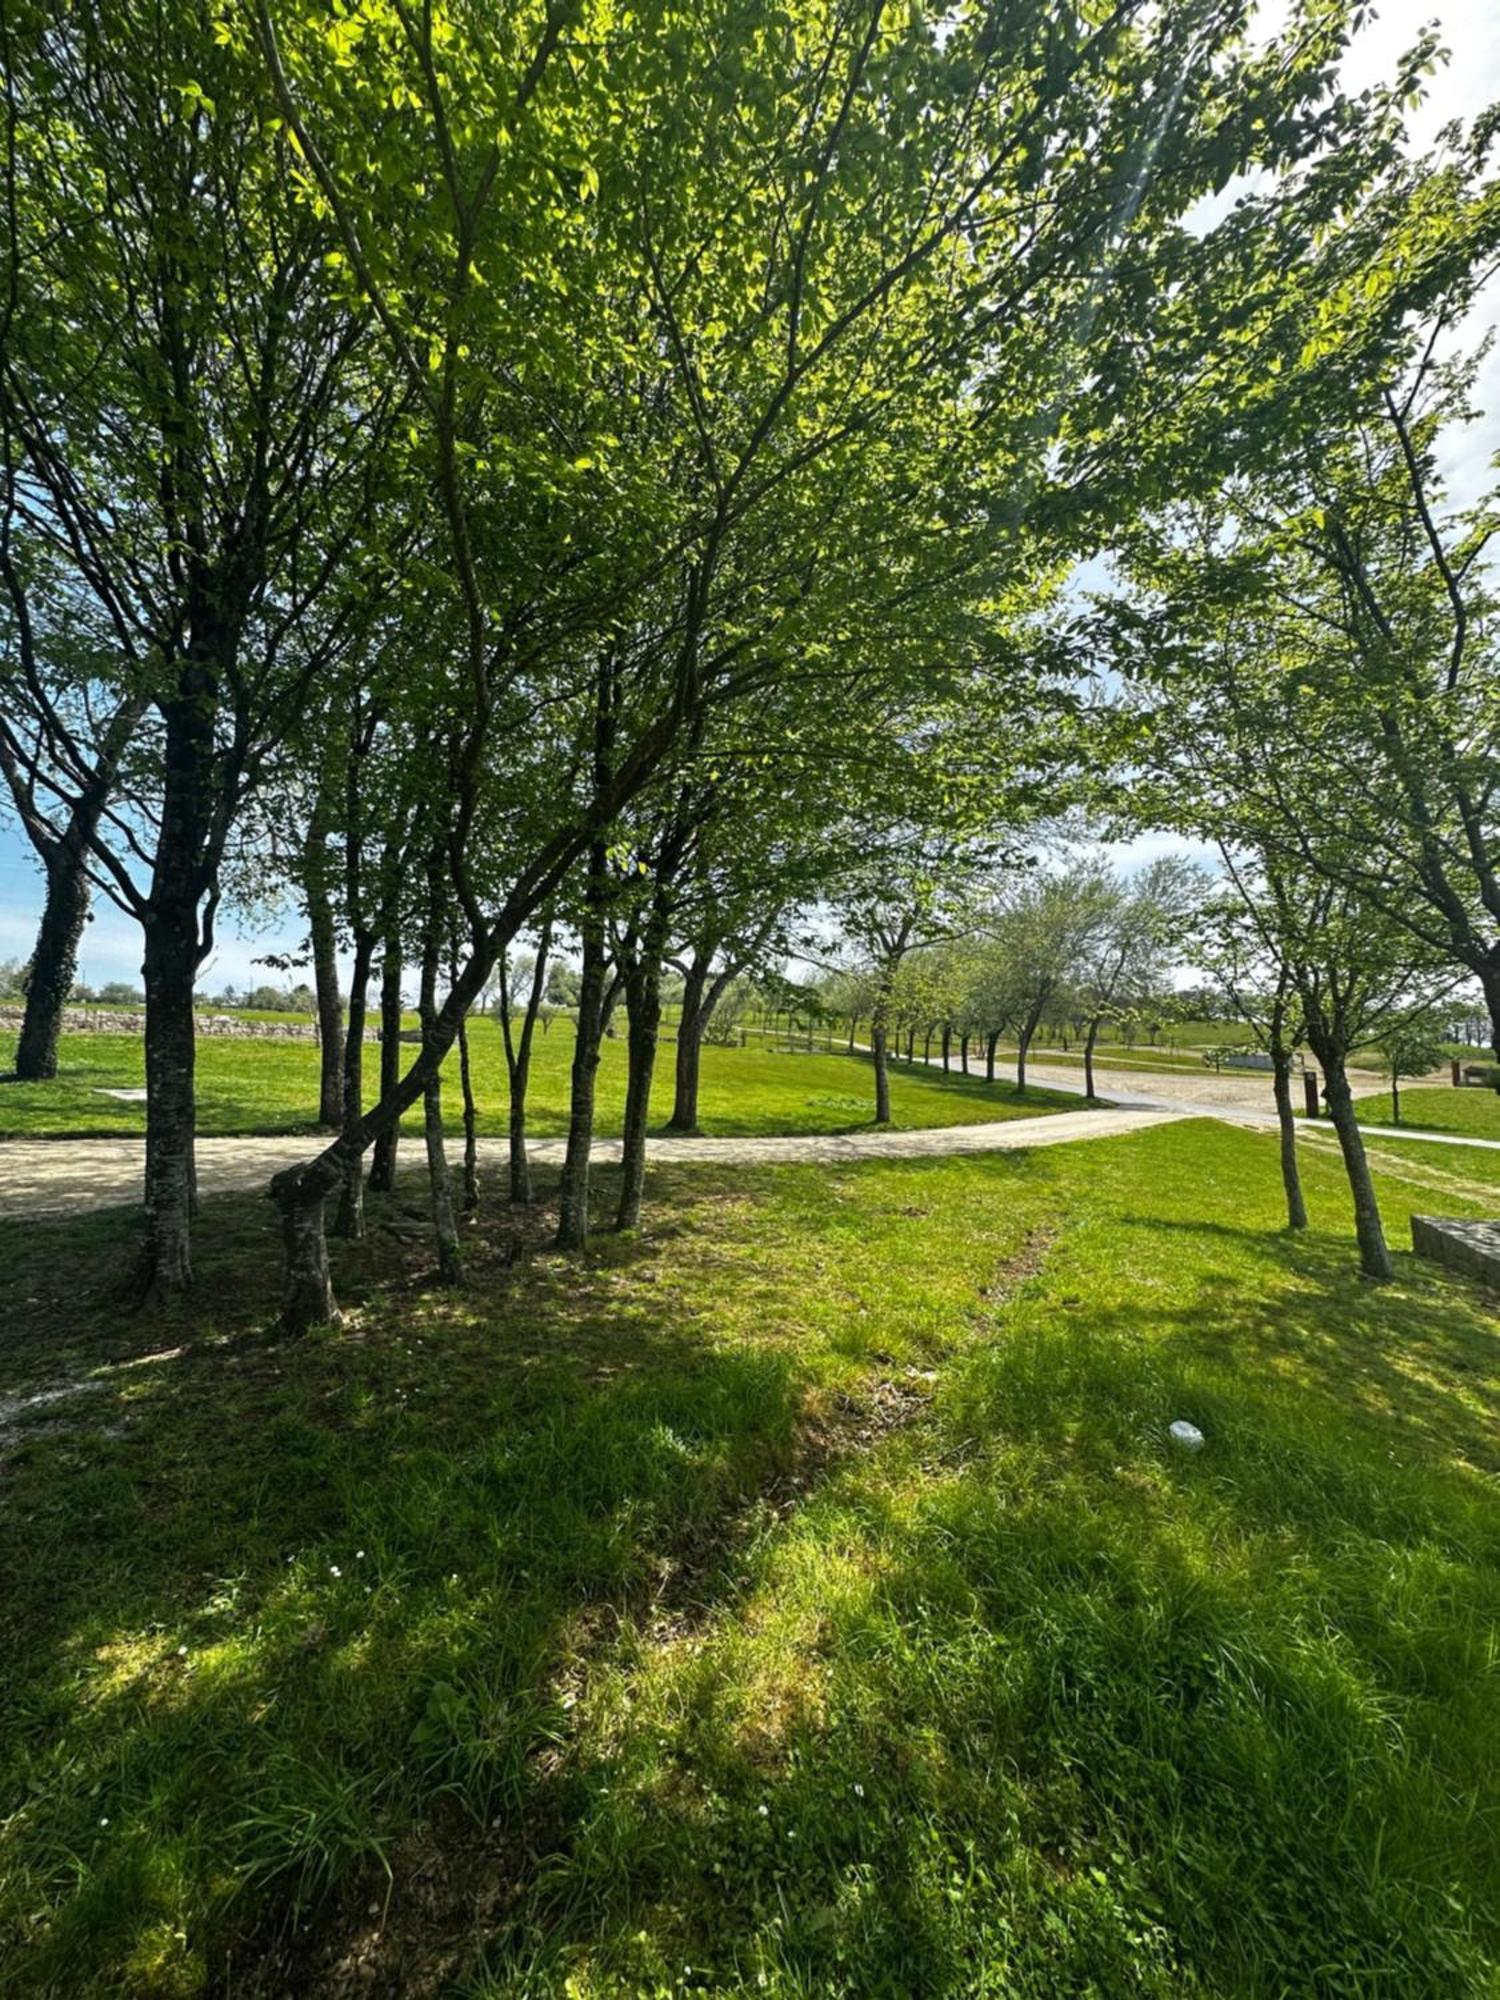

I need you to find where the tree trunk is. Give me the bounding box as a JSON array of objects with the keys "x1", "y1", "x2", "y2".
[
  {"x1": 959, "y1": 1034, "x2": 968, "y2": 1076},
  {"x1": 555, "y1": 866, "x2": 608, "y2": 1253},
  {"x1": 457, "y1": 1008, "x2": 479, "y2": 1211},
  {"x1": 13, "y1": 838, "x2": 91, "y2": 1081},
  {"x1": 617, "y1": 954, "x2": 662, "y2": 1232},
  {"x1": 278, "y1": 1185, "x2": 340, "y2": 1331},
  {"x1": 1318, "y1": 1050, "x2": 1392, "y2": 1281},
  {"x1": 847, "y1": 1013, "x2": 857, "y2": 1053},
  {"x1": 368, "y1": 941, "x2": 403, "y2": 1193},
  {"x1": 1391, "y1": 1075, "x2": 1401, "y2": 1126},
  {"x1": 985, "y1": 1029, "x2": 999, "y2": 1083},
  {"x1": 134, "y1": 907, "x2": 199, "y2": 1296},
  {"x1": 419, "y1": 921, "x2": 461, "y2": 1284},
  {"x1": 305, "y1": 822, "x2": 345, "y2": 1129},
  {"x1": 872, "y1": 1017, "x2": 892, "y2": 1123},
  {"x1": 1017, "y1": 1005, "x2": 1043, "y2": 1097},
  {"x1": 1083, "y1": 1015, "x2": 1101, "y2": 1102},
  {"x1": 333, "y1": 932, "x2": 375, "y2": 1239},
  {"x1": 923, "y1": 1027, "x2": 932, "y2": 1063},
  {"x1": 666, "y1": 959, "x2": 708, "y2": 1134},
  {"x1": 941, "y1": 1023, "x2": 951, "y2": 1072},
  {"x1": 500, "y1": 919, "x2": 552, "y2": 1205},
  {"x1": 1271, "y1": 1051, "x2": 1308, "y2": 1231}
]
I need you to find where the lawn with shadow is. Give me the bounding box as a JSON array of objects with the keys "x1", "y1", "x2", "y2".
[{"x1": 1, "y1": 1120, "x2": 1496, "y2": 1996}]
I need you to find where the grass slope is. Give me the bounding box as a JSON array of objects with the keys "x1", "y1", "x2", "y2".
[
  {"x1": 1352, "y1": 1084, "x2": 1500, "y2": 1142},
  {"x1": 0, "y1": 1022, "x2": 1074, "y2": 1141},
  {"x1": 1, "y1": 1122, "x2": 1497, "y2": 1995}
]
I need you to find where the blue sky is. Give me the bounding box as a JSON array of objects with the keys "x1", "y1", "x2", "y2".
[{"x1": 2, "y1": 1, "x2": 1496, "y2": 993}]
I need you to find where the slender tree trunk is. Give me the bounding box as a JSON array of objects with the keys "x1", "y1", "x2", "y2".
[
  {"x1": 305, "y1": 821, "x2": 345, "y2": 1129},
  {"x1": 368, "y1": 940, "x2": 403, "y2": 1193},
  {"x1": 499, "y1": 919, "x2": 552, "y2": 1204},
  {"x1": 871, "y1": 1012, "x2": 892, "y2": 1123},
  {"x1": 985, "y1": 1029, "x2": 999, "y2": 1083},
  {"x1": 959, "y1": 1034, "x2": 969, "y2": 1076},
  {"x1": 923, "y1": 1026, "x2": 932, "y2": 1063},
  {"x1": 666, "y1": 960, "x2": 708, "y2": 1133},
  {"x1": 555, "y1": 906, "x2": 607, "y2": 1252},
  {"x1": 941, "y1": 1023, "x2": 951, "y2": 1072},
  {"x1": 1271, "y1": 1050, "x2": 1308, "y2": 1231},
  {"x1": 333, "y1": 933, "x2": 375, "y2": 1238},
  {"x1": 13, "y1": 838, "x2": 91, "y2": 1081},
  {"x1": 1084, "y1": 1015, "x2": 1101, "y2": 1101},
  {"x1": 617, "y1": 954, "x2": 663, "y2": 1231},
  {"x1": 1391, "y1": 1074, "x2": 1401, "y2": 1126},
  {"x1": 1017, "y1": 1005, "x2": 1043, "y2": 1097},
  {"x1": 135, "y1": 905, "x2": 199, "y2": 1296},
  {"x1": 1317, "y1": 1046, "x2": 1392, "y2": 1281},
  {"x1": 419, "y1": 916, "x2": 460, "y2": 1284},
  {"x1": 457, "y1": 1008, "x2": 479, "y2": 1211},
  {"x1": 847, "y1": 1013, "x2": 857, "y2": 1053}
]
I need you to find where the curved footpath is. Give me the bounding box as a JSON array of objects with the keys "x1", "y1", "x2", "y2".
[{"x1": 0, "y1": 1060, "x2": 1494, "y2": 1223}]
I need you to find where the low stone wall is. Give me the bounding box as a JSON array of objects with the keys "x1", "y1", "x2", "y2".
[
  {"x1": 0, "y1": 1006, "x2": 330, "y2": 1043},
  {"x1": 1411, "y1": 1215, "x2": 1500, "y2": 1291}
]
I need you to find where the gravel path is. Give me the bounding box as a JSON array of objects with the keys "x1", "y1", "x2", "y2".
[
  {"x1": 0, "y1": 1104, "x2": 1188, "y2": 1222},
  {"x1": 0, "y1": 1056, "x2": 1490, "y2": 1224}
]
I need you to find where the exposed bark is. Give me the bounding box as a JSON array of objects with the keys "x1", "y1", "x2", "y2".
[
  {"x1": 1271, "y1": 1049, "x2": 1308, "y2": 1231},
  {"x1": 419, "y1": 912, "x2": 460, "y2": 1284},
  {"x1": 368, "y1": 939, "x2": 403, "y2": 1193},
  {"x1": 871, "y1": 1017, "x2": 892, "y2": 1123},
  {"x1": 985, "y1": 1029, "x2": 999, "y2": 1083},
  {"x1": 959, "y1": 1033, "x2": 968, "y2": 1076},
  {"x1": 1016, "y1": 1000, "x2": 1045, "y2": 1096},
  {"x1": 941, "y1": 1022, "x2": 951, "y2": 1072},
  {"x1": 616, "y1": 952, "x2": 662, "y2": 1231},
  {"x1": 555, "y1": 876, "x2": 608, "y2": 1252},
  {"x1": 666, "y1": 957, "x2": 710, "y2": 1133},
  {"x1": 134, "y1": 905, "x2": 199, "y2": 1297},
  {"x1": 1313, "y1": 1042, "x2": 1392, "y2": 1280},
  {"x1": 13, "y1": 837, "x2": 91, "y2": 1080},
  {"x1": 304, "y1": 810, "x2": 345, "y2": 1129},
  {"x1": 498, "y1": 917, "x2": 552, "y2": 1204},
  {"x1": 333, "y1": 933, "x2": 374, "y2": 1239},
  {"x1": 278, "y1": 1184, "x2": 340, "y2": 1331},
  {"x1": 456, "y1": 1006, "x2": 479, "y2": 1212},
  {"x1": 1083, "y1": 1014, "x2": 1101, "y2": 1101}
]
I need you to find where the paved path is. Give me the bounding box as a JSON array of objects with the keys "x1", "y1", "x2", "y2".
[{"x1": 0, "y1": 1106, "x2": 1190, "y2": 1222}]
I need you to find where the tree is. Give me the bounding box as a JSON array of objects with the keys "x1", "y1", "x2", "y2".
[
  {"x1": 1377, "y1": 1019, "x2": 1449, "y2": 1128},
  {"x1": 1075, "y1": 855, "x2": 1208, "y2": 1102},
  {"x1": 0, "y1": 0, "x2": 386, "y2": 1292},
  {"x1": 831, "y1": 839, "x2": 985, "y2": 1124},
  {"x1": 242, "y1": 0, "x2": 1470, "y2": 1323}
]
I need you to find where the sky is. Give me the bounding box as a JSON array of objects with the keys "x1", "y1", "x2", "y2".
[{"x1": 2, "y1": 0, "x2": 1497, "y2": 995}]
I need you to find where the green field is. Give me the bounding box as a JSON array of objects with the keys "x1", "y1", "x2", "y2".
[
  {"x1": 1352, "y1": 1084, "x2": 1500, "y2": 1141},
  {"x1": 2, "y1": 1120, "x2": 1497, "y2": 1995},
  {"x1": 0, "y1": 1021, "x2": 1077, "y2": 1142}
]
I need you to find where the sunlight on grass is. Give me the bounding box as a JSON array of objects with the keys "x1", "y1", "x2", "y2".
[
  {"x1": 0, "y1": 1021, "x2": 1078, "y2": 1141},
  {"x1": 0, "y1": 1122, "x2": 1496, "y2": 1994}
]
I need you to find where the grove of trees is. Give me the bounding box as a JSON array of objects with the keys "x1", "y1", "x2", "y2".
[{"x1": 1, "y1": 0, "x2": 1496, "y2": 1316}]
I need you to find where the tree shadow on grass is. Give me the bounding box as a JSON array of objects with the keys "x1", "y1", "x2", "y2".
[
  {"x1": 0, "y1": 1166, "x2": 823, "y2": 1996},
  {"x1": 1110, "y1": 1211, "x2": 1500, "y2": 1477},
  {"x1": 452, "y1": 1233, "x2": 1500, "y2": 2000}
]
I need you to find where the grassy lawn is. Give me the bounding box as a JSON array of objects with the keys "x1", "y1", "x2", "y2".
[
  {"x1": 1351, "y1": 1085, "x2": 1500, "y2": 1141},
  {"x1": 0, "y1": 1021, "x2": 1076, "y2": 1142},
  {"x1": 2, "y1": 1121, "x2": 1497, "y2": 1995}
]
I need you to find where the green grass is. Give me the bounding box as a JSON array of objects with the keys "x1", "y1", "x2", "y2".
[
  {"x1": 0, "y1": 1020, "x2": 1076, "y2": 1141},
  {"x1": 1353, "y1": 1085, "x2": 1500, "y2": 1142},
  {"x1": 2, "y1": 1121, "x2": 1497, "y2": 1995}
]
